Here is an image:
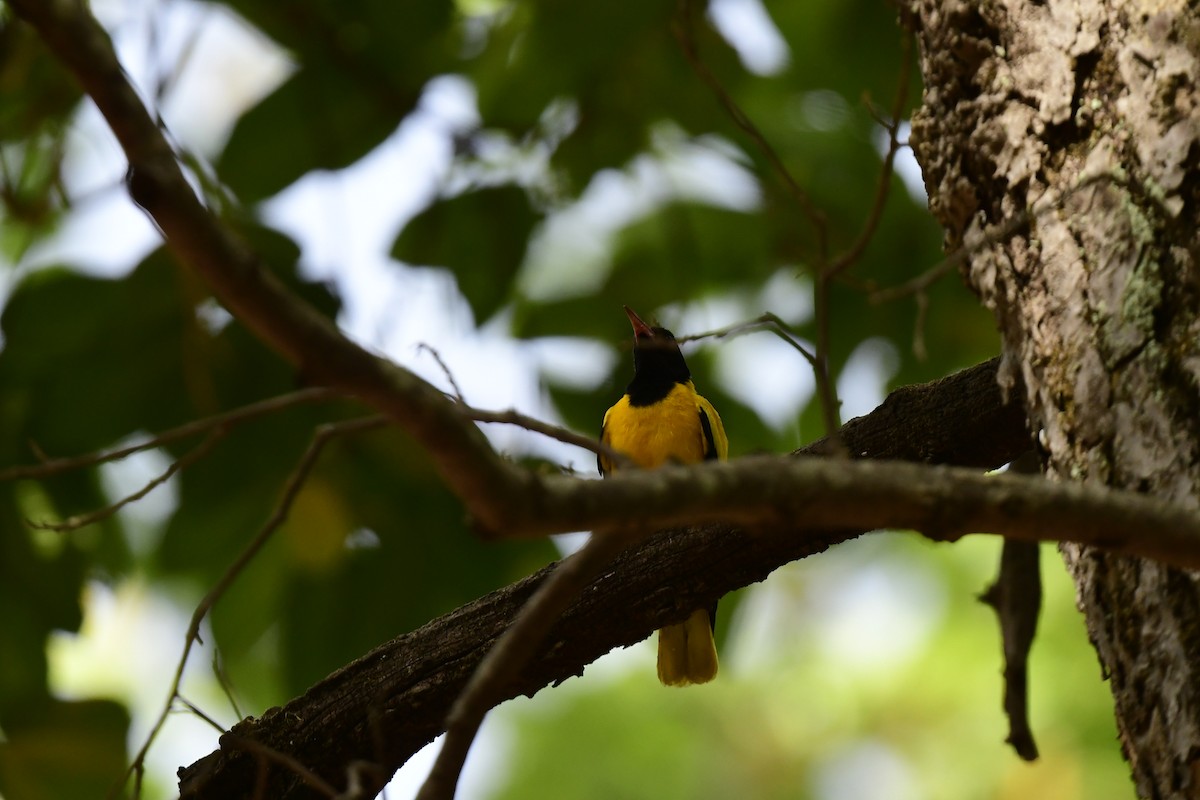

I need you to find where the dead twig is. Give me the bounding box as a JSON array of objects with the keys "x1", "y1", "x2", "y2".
[
  {"x1": 812, "y1": 35, "x2": 914, "y2": 448},
  {"x1": 176, "y1": 697, "x2": 227, "y2": 734},
  {"x1": 212, "y1": 647, "x2": 244, "y2": 721},
  {"x1": 979, "y1": 451, "x2": 1043, "y2": 762},
  {"x1": 0, "y1": 387, "x2": 340, "y2": 482},
  {"x1": 460, "y1": 404, "x2": 633, "y2": 471},
  {"x1": 27, "y1": 430, "x2": 223, "y2": 532},
  {"x1": 416, "y1": 341, "x2": 629, "y2": 468}
]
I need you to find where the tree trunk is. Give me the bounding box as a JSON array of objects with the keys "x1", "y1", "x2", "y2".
[{"x1": 907, "y1": 0, "x2": 1200, "y2": 796}]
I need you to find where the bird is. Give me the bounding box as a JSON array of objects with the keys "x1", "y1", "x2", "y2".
[{"x1": 598, "y1": 306, "x2": 728, "y2": 686}]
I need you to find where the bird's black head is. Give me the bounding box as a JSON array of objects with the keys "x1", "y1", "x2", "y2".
[{"x1": 624, "y1": 306, "x2": 691, "y2": 406}]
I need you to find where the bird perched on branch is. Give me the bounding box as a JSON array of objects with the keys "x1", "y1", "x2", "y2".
[{"x1": 598, "y1": 306, "x2": 728, "y2": 686}]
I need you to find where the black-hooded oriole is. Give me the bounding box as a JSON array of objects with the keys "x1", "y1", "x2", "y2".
[{"x1": 598, "y1": 306, "x2": 728, "y2": 686}]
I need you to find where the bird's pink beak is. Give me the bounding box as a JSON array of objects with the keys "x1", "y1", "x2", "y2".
[{"x1": 623, "y1": 305, "x2": 654, "y2": 339}]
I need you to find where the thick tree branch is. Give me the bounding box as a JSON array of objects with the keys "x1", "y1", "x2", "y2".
[{"x1": 179, "y1": 358, "x2": 1030, "y2": 799}]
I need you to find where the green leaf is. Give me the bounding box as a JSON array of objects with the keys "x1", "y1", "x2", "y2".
[
  {"x1": 219, "y1": 0, "x2": 454, "y2": 79},
  {"x1": 215, "y1": 0, "x2": 456, "y2": 203},
  {"x1": 0, "y1": 259, "x2": 196, "y2": 455},
  {"x1": 0, "y1": 490, "x2": 88, "y2": 720},
  {"x1": 470, "y1": 0, "x2": 744, "y2": 189},
  {"x1": 613, "y1": 203, "x2": 772, "y2": 288},
  {"x1": 513, "y1": 203, "x2": 771, "y2": 340},
  {"x1": 218, "y1": 67, "x2": 402, "y2": 203},
  {"x1": 392, "y1": 185, "x2": 539, "y2": 324}
]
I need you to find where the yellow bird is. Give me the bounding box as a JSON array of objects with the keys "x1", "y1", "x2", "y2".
[{"x1": 599, "y1": 306, "x2": 728, "y2": 686}]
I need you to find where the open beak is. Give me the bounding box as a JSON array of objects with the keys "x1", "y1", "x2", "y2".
[{"x1": 623, "y1": 305, "x2": 654, "y2": 339}]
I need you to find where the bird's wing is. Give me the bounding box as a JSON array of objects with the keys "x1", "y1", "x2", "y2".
[
  {"x1": 598, "y1": 405, "x2": 613, "y2": 476},
  {"x1": 696, "y1": 394, "x2": 728, "y2": 461}
]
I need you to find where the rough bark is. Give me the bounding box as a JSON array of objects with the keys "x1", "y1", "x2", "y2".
[
  {"x1": 179, "y1": 358, "x2": 1030, "y2": 799},
  {"x1": 908, "y1": 0, "x2": 1200, "y2": 796}
]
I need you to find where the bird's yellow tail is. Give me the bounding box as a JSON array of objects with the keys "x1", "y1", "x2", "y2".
[{"x1": 656, "y1": 608, "x2": 718, "y2": 686}]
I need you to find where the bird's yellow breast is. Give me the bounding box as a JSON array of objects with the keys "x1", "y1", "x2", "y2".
[{"x1": 601, "y1": 382, "x2": 725, "y2": 471}]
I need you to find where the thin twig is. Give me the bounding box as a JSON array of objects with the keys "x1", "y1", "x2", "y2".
[
  {"x1": 812, "y1": 34, "x2": 914, "y2": 449},
  {"x1": 868, "y1": 233, "x2": 985, "y2": 304},
  {"x1": 810, "y1": 279, "x2": 844, "y2": 446},
  {"x1": 343, "y1": 761, "x2": 389, "y2": 800},
  {"x1": 913, "y1": 290, "x2": 930, "y2": 362},
  {"x1": 0, "y1": 387, "x2": 340, "y2": 482},
  {"x1": 418, "y1": 343, "x2": 466, "y2": 403},
  {"x1": 223, "y1": 735, "x2": 339, "y2": 799},
  {"x1": 676, "y1": 312, "x2": 818, "y2": 368},
  {"x1": 460, "y1": 404, "x2": 633, "y2": 471},
  {"x1": 212, "y1": 647, "x2": 244, "y2": 721},
  {"x1": 671, "y1": 0, "x2": 828, "y2": 262},
  {"x1": 678, "y1": 310, "x2": 834, "y2": 448},
  {"x1": 109, "y1": 415, "x2": 387, "y2": 800},
  {"x1": 27, "y1": 430, "x2": 223, "y2": 532},
  {"x1": 826, "y1": 32, "x2": 913, "y2": 278},
  {"x1": 176, "y1": 696, "x2": 227, "y2": 734},
  {"x1": 153, "y1": 2, "x2": 207, "y2": 108},
  {"x1": 414, "y1": 526, "x2": 641, "y2": 800}
]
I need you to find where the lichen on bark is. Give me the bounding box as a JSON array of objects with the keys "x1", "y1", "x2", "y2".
[{"x1": 907, "y1": 0, "x2": 1200, "y2": 795}]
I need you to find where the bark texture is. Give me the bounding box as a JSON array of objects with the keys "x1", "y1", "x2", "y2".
[{"x1": 908, "y1": 0, "x2": 1200, "y2": 795}]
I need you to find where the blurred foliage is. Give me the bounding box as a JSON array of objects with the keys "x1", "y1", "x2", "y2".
[
  {"x1": 488, "y1": 539, "x2": 1132, "y2": 800},
  {"x1": 0, "y1": 16, "x2": 76, "y2": 261},
  {"x1": 0, "y1": 0, "x2": 1129, "y2": 798},
  {"x1": 393, "y1": 185, "x2": 538, "y2": 323},
  {"x1": 216, "y1": 0, "x2": 458, "y2": 202}
]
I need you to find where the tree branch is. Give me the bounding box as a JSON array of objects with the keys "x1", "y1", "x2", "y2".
[
  {"x1": 488, "y1": 451, "x2": 1200, "y2": 565},
  {"x1": 179, "y1": 357, "x2": 1031, "y2": 799},
  {"x1": 27, "y1": 430, "x2": 223, "y2": 533},
  {"x1": 6, "y1": 0, "x2": 528, "y2": 535}
]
